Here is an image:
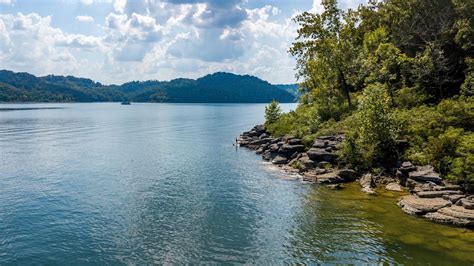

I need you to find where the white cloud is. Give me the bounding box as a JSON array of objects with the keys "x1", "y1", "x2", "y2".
[
  {"x1": 1, "y1": 1, "x2": 373, "y2": 84},
  {"x1": 0, "y1": 0, "x2": 13, "y2": 5},
  {"x1": 80, "y1": 0, "x2": 94, "y2": 5},
  {"x1": 75, "y1": 15, "x2": 94, "y2": 23}
]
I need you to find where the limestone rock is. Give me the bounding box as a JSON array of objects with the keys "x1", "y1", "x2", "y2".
[
  {"x1": 272, "y1": 155, "x2": 288, "y2": 165},
  {"x1": 457, "y1": 198, "x2": 474, "y2": 210},
  {"x1": 360, "y1": 174, "x2": 375, "y2": 189},
  {"x1": 307, "y1": 148, "x2": 334, "y2": 162},
  {"x1": 385, "y1": 182, "x2": 403, "y2": 192},
  {"x1": 398, "y1": 195, "x2": 451, "y2": 215},
  {"x1": 416, "y1": 190, "x2": 463, "y2": 198},
  {"x1": 425, "y1": 206, "x2": 474, "y2": 227},
  {"x1": 408, "y1": 165, "x2": 443, "y2": 184}
]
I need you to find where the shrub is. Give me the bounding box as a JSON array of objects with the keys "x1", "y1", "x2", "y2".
[
  {"x1": 339, "y1": 83, "x2": 398, "y2": 168},
  {"x1": 264, "y1": 99, "x2": 282, "y2": 126}
]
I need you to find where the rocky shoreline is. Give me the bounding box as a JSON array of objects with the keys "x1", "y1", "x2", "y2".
[{"x1": 238, "y1": 125, "x2": 474, "y2": 228}]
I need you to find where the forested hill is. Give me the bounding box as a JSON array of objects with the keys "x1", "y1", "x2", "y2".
[{"x1": 0, "y1": 70, "x2": 297, "y2": 103}]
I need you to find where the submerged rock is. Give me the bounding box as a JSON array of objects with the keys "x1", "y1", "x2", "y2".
[{"x1": 327, "y1": 183, "x2": 343, "y2": 190}]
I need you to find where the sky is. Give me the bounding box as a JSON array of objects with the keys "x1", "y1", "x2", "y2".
[{"x1": 0, "y1": 0, "x2": 366, "y2": 85}]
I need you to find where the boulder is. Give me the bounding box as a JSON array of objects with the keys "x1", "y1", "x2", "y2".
[
  {"x1": 313, "y1": 169, "x2": 356, "y2": 184},
  {"x1": 443, "y1": 194, "x2": 465, "y2": 203},
  {"x1": 398, "y1": 195, "x2": 451, "y2": 215},
  {"x1": 318, "y1": 135, "x2": 333, "y2": 140},
  {"x1": 399, "y1": 161, "x2": 416, "y2": 175},
  {"x1": 360, "y1": 174, "x2": 375, "y2": 189},
  {"x1": 408, "y1": 165, "x2": 443, "y2": 184},
  {"x1": 268, "y1": 143, "x2": 280, "y2": 152},
  {"x1": 313, "y1": 171, "x2": 341, "y2": 184},
  {"x1": 279, "y1": 144, "x2": 305, "y2": 155},
  {"x1": 307, "y1": 148, "x2": 335, "y2": 162},
  {"x1": 385, "y1": 182, "x2": 403, "y2": 192},
  {"x1": 313, "y1": 140, "x2": 327, "y2": 148},
  {"x1": 425, "y1": 206, "x2": 474, "y2": 227},
  {"x1": 272, "y1": 155, "x2": 288, "y2": 165},
  {"x1": 248, "y1": 138, "x2": 271, "y2": 147},
  {"x1": 259, "y1": 133, "x2": 269, "y2": 139},
  {"x1": 288, "y1": 138, "x2": 302, "y2": 145},
  {"x1": 416, "y1": 190, "x2": 463, "y2": 198},
  {"x1": 297, "y1": 154, "x2": 316, "y2": 171},
  {"x1": 338, "y1": 169, "x2": 358, "y2": 181},
  {"x1": 327, "y1": 184, "x2": 343, "y2": 190},
  {"x1": 457, "y1": 198, "x2": 474, "y2": 210},
  {"x1": 262, "y1": 150, "x2": 274, "y2": 161}
]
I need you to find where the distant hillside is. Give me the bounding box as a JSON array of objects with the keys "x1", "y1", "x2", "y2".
[
  {"x1": 0, "y1": 70, "x2": 296, "y2": 103},
  {"x1": 275, "y1": 84, "x2": 300, "y2": 101}
]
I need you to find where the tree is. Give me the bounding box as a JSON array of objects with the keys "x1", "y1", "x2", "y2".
[
  {"x1": 290, "y1": 0, "x2": 364, "y2": 110},
  {"x1": 265, "y1": 99, "x2": 282, "y2": 125}
]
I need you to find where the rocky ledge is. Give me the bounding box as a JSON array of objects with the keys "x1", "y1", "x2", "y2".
[{"x1": 238, "y1": 125, "x2": 473, "y2": 228}]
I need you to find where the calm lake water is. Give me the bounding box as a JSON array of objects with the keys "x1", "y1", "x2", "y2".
[{"x1": 0, "y1": 103, "x2": 473, "y2": 264}]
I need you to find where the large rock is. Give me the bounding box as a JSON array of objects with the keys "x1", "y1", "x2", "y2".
[
  {"x1": 288, "y1": 138, "x2": 302, "y2": 145},
  {"x1": 279, "y1": 144, "x2": 304, "y2": 155},
  {"x1": 313, "y1": 140, "x2": 328, "y2": 148},
  {"x1": 360, "y1": 174, "x2": 375, "y2": 188},
  {"x1": 272, "y1": 155, "x2": 288, "y2": 165},
  {"x1": 425, "y1": 206, "x2": 474, "y2": 227},
  {"x1": 385, "y1": 182, "x2": 403, "y2": 192},
  {"x1": 442, "y1": 194, "x2": 465, "y2": 203},
  {"x1": 248, "y1": 138, "x2": 271, "y2": 147},
  {"x1": 307, "y1": 148, "x2": 335, "y2": 162},
  {"x1": 297, "y1": 154, "x2": 316, "y2": 171},
  {"x1": 398, "y1": 195, "x2": 451, "y2": 215},
  {"x1": 416, "y1": 190, "x2": 463, "y2": 198},
  {"x1": 399, "y1": 161, "x2": 416, "y2": 175},
  {"x1": 408, "y1": 165, "x2": 443, "y2": 184},
  {"x1": 268, "y1": 143, "x2": 280, "y2": 152},
  {"x1": 457, "y1": 198, "x2": 474, "y2": 210},
  {"x1": 359, "y1": 174, "x2": 376, "y2": 195},
  {"x1": 312, "y1": 171, "x2": 341, "y2": 184},
  {"x1": 262, "y1": 150, "x2": 275, "y2": 161},
  {"x1": 338, "y1": 169, "x2": 358, "y2": 181},
  {"x1": 311, "y1": 169, "x2": 356, "y2": 184}
]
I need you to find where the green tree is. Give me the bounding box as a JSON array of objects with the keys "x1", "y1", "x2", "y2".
[
  {"x1": 265, "y1": 99, "x2": 282, "y2": 126},
  {"x1": 290, "y1": 0, "x2": 363, "y2": 110}
]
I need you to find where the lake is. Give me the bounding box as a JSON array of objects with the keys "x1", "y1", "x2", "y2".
[{"x1": 0, "y1": 103, "x2": 473, "y2": 264}]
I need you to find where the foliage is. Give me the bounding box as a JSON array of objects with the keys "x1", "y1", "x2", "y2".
[
  {"x1": 339, "y1": 84, "x2": 398, "y2": 168},
  {"x1": 0, "y1": 71, "x2": 296, "y2": 103},
  {"x1": 395, "y1": 96, "x2": 473, "y2": 182},
  {"x1": 267, "y1": 0, "x2": 474, "y2": 183},
  {"x1": 264, "y1": 100, "x2": 282, "y2": 126}
]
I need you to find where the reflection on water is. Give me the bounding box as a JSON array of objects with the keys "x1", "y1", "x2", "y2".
[{"x1": 0, "y1": 103, "x2": 472, "y2": 264}]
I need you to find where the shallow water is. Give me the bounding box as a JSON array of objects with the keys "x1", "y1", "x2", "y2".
[{"x1": 0, "y1": 103, "x2": 472, "y2": 264}]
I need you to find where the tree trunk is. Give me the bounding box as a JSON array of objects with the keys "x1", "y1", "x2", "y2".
[{"x1": 338, "y1": 69, "x2": 352, "y2": 108}]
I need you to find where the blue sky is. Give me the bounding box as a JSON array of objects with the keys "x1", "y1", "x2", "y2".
[{"x1": 0, "y1": 0, "x2": 366, "y2": 84}]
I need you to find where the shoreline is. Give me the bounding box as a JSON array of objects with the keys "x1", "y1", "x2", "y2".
[{"x1": 238, "y1": 125, "x2": 474, "y2": 228}]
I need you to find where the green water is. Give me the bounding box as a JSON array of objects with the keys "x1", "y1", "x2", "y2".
[{"x1": 289, "y1": 182, "x2": 474, "y2": 264}]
